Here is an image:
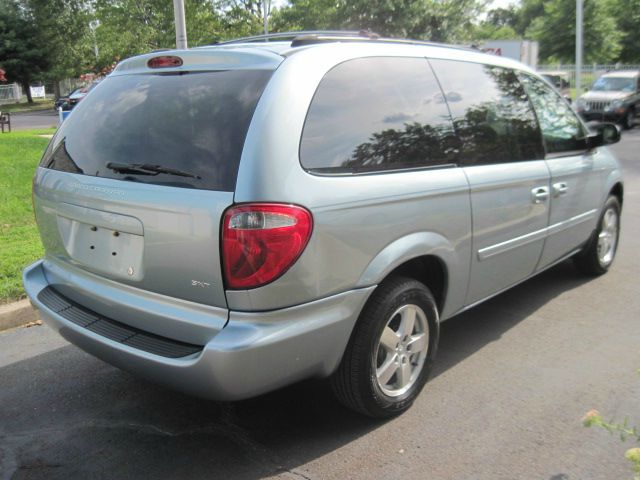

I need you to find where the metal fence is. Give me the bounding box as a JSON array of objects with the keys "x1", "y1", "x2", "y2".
[
  {"x1": 0, "y1": 84, "x2": 22, "y2": 104},
  {"x1": 537, "y1": 64, "x2": 640, "y2": 98},
  {"x1": 56, "y1": 78, "x2": 85, "y2": 97}
]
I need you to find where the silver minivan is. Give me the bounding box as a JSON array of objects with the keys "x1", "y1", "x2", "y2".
[{"x1": 24, "y1": 32, "x2": 623, "y2": 417}]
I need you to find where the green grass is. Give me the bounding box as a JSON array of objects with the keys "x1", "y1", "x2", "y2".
[
  {"x1": 0, "y1": 99, "x2": 55, "y2": 113},
  {"x1": 0, "y1": 128, "x2": 55, "y2": 303}
]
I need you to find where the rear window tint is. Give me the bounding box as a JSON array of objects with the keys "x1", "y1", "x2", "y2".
[
  {"x1": 41, "y1": 70, "x2": 272, "y2": 191},
  {"x1": 300, "y1": 57, "x2": 458, "y2": 174}
]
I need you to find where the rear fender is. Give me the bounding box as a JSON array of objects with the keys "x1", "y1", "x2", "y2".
[{"x1": 356, "y1": 232, "x2": 467, "y2": 320}]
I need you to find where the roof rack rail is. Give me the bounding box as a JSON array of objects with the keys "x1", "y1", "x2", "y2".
[
  {"x1": 214, "y1": 30, "x2": 478, "y2": 53},
  {"x1": 215, "y1": 30, "x2": 375, "y2": 45}
]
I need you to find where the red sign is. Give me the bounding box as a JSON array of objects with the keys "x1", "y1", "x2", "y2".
[{"x1": 483, "y1": 48, "x2": 503, "y2": 56}]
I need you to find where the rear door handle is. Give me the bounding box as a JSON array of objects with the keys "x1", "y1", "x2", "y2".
[
  {"x1": 531, "y1": 186, "x2": 550, "y2": 204},
  {"x1": 552, "y1": 182, "x2": 569, "y2": 196}
]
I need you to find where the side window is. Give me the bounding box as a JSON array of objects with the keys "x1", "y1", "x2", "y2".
[
  {"x1": 518, "y1": 73, "x2": 588, "y2": 155},
  {"x1": 429, "y1": 59, "x2": 544, "y2": 166},
  {"x1": 300, "y1": 57, "x2": 457, "y2": 174}
]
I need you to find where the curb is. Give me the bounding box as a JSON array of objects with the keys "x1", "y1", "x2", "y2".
[{"x1": 0, "y1": 300, "x2": 39, "y2": 332}]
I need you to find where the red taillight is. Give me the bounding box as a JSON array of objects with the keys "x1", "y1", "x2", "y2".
[
  {"x1": 222, "y1": 204, "x2": 313, "y2": 289},
  {"x1": 147, "y1": 55, "x2": 183, "y2": 69}
]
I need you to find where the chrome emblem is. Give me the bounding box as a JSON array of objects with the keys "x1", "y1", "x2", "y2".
[{"x1": 127, "y1": 266, "x2": 135, "y2": 276}]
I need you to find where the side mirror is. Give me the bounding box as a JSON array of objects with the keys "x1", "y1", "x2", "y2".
[{"x1": 586, "y1": 121, "x2": 621, "y2": 147}]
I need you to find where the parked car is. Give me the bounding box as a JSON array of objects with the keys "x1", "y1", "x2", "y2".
[
  {"x1": 539, "y1": 70, "x2": 572, "y2": 102},
  {"x1": 54, "y1": 82, "x2": 101, "y2": 111},
  {"x1": 24, "y1": 32, "x2": 624, "y2": 418},
  {"x1": 576, "y1": 70, "x2": 640, "y2": 129}
]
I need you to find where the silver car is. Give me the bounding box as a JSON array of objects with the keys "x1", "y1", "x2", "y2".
[{"x1": 23, "y1": 32, "x2": 624, "y2": 417}]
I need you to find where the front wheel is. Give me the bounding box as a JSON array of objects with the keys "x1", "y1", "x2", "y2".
[
  {"x1": 573, "y1": 196, "x2": 621, "y2": 275},
  {"x1": 331, "y1": 276, "x2": 439, "y2": 418},
  {"x1": 623, "y1": 108, "x2": 635, "y2": 130}
]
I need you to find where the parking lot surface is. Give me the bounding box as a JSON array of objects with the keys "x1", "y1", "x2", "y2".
[
  {"x1": 1, "y1": 130, "x2": 639, "y2": 480},
  {"x1": 9, "y1": 110, "x2": 58, "y2": 131}
]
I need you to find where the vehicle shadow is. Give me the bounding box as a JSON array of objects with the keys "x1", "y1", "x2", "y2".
[{"x1": 0, "y1": 260, "x2": 592, "y2": 480}]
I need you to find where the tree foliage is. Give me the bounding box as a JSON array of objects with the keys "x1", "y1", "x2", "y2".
[
  {"x1": 271, "y1": 0, "x2": 338, "y2": 32},
  {"x1": 527, "y1": 0, "x2": 621, "y2": 63},
  {"x1": 273, "y1": 0, "x2": 482, "y2": 42},
  {"x1": 0, "y1": 0, "x2": 53, "y2": 101},
  {"x1": 2, "y1": 0, "x2": 640, "y2": 98},
  {"x1": 612, "y1": 0, "x2": 640, "y2": 63},
  {"x1": 93, "y1": 0, "x2": 226, "y2": 71}
]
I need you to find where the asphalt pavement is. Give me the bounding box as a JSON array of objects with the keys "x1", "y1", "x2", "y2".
[
  {"x1": 1, "y1": 130, "x2": 639, "y2": 480},
  {"x1": 8, "y1": 110, "x2": 59, "y2": 131}
]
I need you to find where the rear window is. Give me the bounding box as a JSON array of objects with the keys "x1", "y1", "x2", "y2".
[{"x1": 41, "y1": 70, "x2": 273, "y2": 191}]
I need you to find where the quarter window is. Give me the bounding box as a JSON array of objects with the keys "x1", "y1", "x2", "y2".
[
  {"x1": 300, "y1": 57, "x2": 457, "y2": 173},
  {"x1": 518, "y1": 73, "x2": 588, "y2": 155},
  {"x1": 429, "y1": 59, "x2": 544, "y2": 166}
]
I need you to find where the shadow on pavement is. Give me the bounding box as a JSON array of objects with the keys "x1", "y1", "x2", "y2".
[{"x1": 0, "y1": 260, "x2": 591, "y2": 479}]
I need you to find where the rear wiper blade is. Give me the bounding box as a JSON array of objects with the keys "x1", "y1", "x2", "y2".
[{"x1": 106, "y1": 162, "x2": 201, "y2": 179}]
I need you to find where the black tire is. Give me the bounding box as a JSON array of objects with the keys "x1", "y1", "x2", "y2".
[
  {"x1": 331, "y1": 276, "x2": 439, "y2": 418},
  {"x1": 573, "y1": 195, "x2": 621, "y2": 276},
  {"x1": 623, "y1": 108, "x2": 635, "y2": 130}
]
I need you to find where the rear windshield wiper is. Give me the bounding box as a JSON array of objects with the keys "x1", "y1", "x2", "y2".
[{"x1": 106, "y1": 162, "x2": 201, "y2": 179}]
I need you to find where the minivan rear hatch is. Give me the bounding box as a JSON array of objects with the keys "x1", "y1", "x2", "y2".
[{"x1": 34, "y1": 49, "x2": 280, "y2": 308}]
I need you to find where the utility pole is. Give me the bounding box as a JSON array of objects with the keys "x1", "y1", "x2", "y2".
[
  {"x1": 263, "y1": 0, "x2": 269, "y2": 35},
  {"x1": 575, "y1": 0, "x2": 583, "y2": 99},
  {"x1": 89, "y1": 20, "x2": 100, "y2": 62},
  {"x1": 173, "y1": 0, "x2": 188, "y2": 49}
]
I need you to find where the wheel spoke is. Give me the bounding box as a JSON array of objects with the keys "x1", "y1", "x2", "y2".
[
  {"x1": 374, "y1": 302, "x2": 431, "y2": 397},
  {"x1": 380, "y1": 326, "x2": 399, "y2": 351},
  {"x1": 606, "y1": 211, "x2": 616, "y2": 231},
  {"x1": 399, "y1": 306, "x2": 416, "y2": 338},
  {"x1": 406, "y1": 333, "x2": 428, "y2": 354},
  {"x1": 597, "y1": 207, "x2": 619, "y2": 265},
  {"x1": 377, "y1": 354, "x2": 399, "y2": 386},
  {"x1": 396, "y1": 361, "x2": 412, "y2": 388}
]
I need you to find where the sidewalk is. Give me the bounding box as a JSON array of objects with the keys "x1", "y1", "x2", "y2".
[{"x1": 0, "y1": 300, "x2": 39, "y2": 331}]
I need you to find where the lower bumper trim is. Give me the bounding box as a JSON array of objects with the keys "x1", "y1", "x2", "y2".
[{"x1": 38, "y1": 286, "x2": 203, "y2": 359}]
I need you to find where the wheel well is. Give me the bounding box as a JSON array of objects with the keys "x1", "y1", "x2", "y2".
[
  {"x1": 611, "y1": 183, "x2": 624, "y2": 207},
  {"x1": 386, "y1": 256, "x2": 447, "y2": 312}
]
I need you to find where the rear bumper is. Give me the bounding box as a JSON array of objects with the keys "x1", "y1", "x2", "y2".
[{"x1": 23, "y1": 260, "x2": 374, "y2": 400}]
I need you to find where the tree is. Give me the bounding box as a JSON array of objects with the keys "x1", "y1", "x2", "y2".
[
  {"x1": 514, "y1": 0, "x2": 544, "y2": 36},
  {"x1": 612, "y1": 0, "x2": 640, "y2": 63},
  {"x1": 0, "y1": 0, "x2": 92, "y2": 100},
  {"x1": 274, "y1": 0, "x2": 483, "y2": 42},
  {"x1": 0, "y1": 0, "x2": 52, "y2": 102},
  {"x1": 335, "y1": 0, "x2": 482, "y2": 42},
  {"x1": 527, "y1": 0, "x2": 622, "y2": 63},
  {"x1": 271, "y1": 0, "x2": 338, "y2": 32},
  {"x1": 471, "y1": 6, "x2": 520, "y2": 40},
  {"x1": 24, "y1": 0, "x2": 93, "y2": 96},
  {"x1": 94, "y1": 0, "x2": 226, "y2": 70}
]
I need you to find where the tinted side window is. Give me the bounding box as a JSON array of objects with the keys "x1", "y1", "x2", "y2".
[
  {"x1": 300, "y1": 57, "x2": 457, "y2": 173},
  {"x1": 429, "y1": 59, "x2": 544, "y2": 166},
  {"x1": 518, "y1": 73, "x2": 588, "y2": 155}
]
